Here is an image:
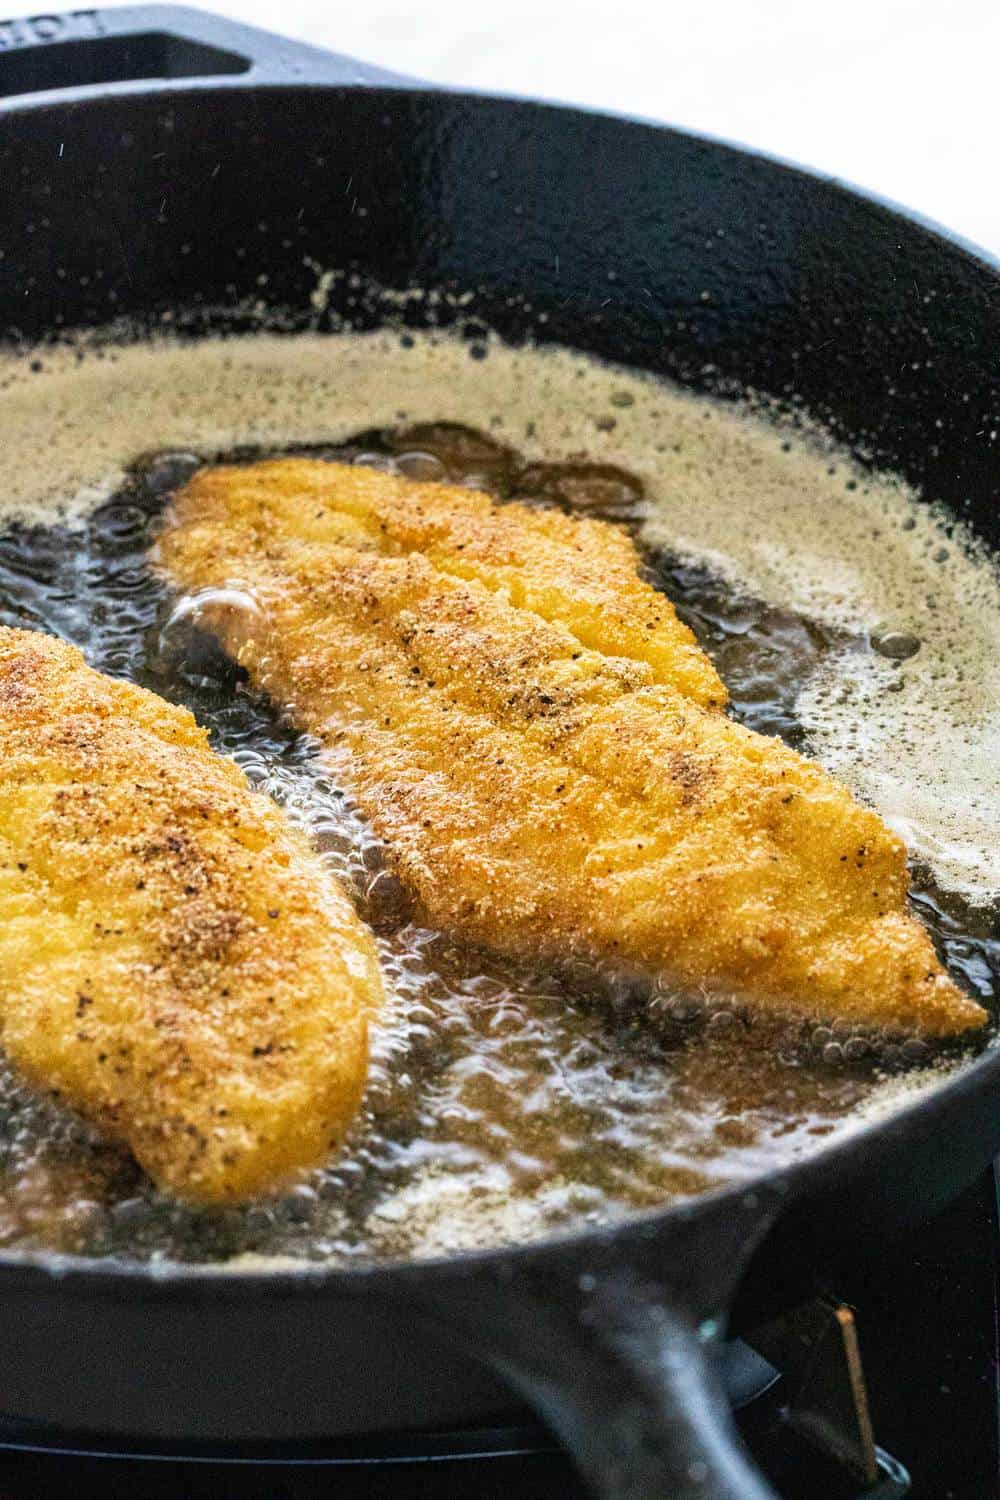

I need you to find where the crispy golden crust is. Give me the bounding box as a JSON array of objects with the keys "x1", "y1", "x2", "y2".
[
  {"x1": 0, "y1": 626, "x2": 383, "y2": 1204},
  {"x1": 175, "y1": 456, "x2": 725, "y2": 709},
  {"x1": 157, "y1": 460, "x2": 986, "y2": 1038}
]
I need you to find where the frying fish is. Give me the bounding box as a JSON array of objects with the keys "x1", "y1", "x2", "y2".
[
  {"x1": 0, "y1": 626, "x2": 383, "y2": 1204},
  {"x1": 155, "y1": 460, "x2": 986, "y2": 1037}
]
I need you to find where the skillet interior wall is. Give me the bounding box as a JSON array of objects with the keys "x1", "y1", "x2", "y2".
[{"x1": 0, "y1": 84, "x2": 996, "y2": 539}]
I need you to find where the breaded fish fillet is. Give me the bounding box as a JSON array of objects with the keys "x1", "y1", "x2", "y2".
[
  {"x1": 156, "y1": 460, "x2": 985, "y2": 1037},
  {"x1": 0, "y1": 626, "x2": 383, "y2": 1204}
]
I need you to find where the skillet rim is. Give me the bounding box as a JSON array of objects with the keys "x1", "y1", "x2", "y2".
[
  {"x1": 0, "y1": 79, "x2": 996, "y2": 1295},
  {"x1": 417, "y1": 76, "x2": 1000, "y2": 276},
  {"x1": 2, "y1": 62, "x2": 999, "y2": 278}
]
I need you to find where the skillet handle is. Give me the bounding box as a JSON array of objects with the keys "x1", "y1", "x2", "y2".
[
  {"x1": 476, "y1": 1274, "x2": 778, "y2": 1500},
  {"x1": 410, "y1": 1194, "x2": 784, "y2": 1500},
  {"x1": 0, "y1": 5, "x2": 414, "y2": 104}
]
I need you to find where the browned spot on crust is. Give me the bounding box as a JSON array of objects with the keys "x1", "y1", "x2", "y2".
[
  {"x1": 669, "y1": 750, "x2": 712, "y2": 806},
  {"x1": 0, "y1": 649, "x2": 44, "y2": 708}
]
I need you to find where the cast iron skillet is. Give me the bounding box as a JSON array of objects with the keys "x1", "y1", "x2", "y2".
[{"x1": 0, "y1": 8, "x2": 997, "y2": 1497}]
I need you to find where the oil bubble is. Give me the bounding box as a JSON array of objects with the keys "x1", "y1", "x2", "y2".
[
  {"x1": 353, "y1": 451, "x2": 398, "y2": 473},
  {"x1": 872, "y1": 630, "x2": 921, "y2": 660},
  {"x1": 395, "y1": 450, "x2": 447, "y2": 482},
  {"x1": 140, "y1": 451, "x2": 203, "y2": 497},
  {"x1": 151, "y1": 586, "x2": 263, "y2": 686},
  {"x1": 706, "y1": 1010, "x2": 737, "y2": 1032}
]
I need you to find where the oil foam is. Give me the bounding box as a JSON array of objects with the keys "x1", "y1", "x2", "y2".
[{"x1": 0, "y1": 327, "x2": 995, "y2": 905}]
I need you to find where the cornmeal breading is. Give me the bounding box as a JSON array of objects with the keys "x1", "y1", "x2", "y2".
[
  {"x1": 156, "y1": 460, "x2": 986, "y2": 1037},
  {"x1": 0, "y1": 626, "x2": 383, "y2": 1204}
]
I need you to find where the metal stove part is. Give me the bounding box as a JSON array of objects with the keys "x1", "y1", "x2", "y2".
[
  {"x1": 747, "y1": 1297, "x2": 878, "y2": 1484},
  {"x1": 0, "y1": 1336, "x2": 908, "y2": 1500},
  {"x1": 0, "y1": 1416, "x2": 910, "y2": 1500}
]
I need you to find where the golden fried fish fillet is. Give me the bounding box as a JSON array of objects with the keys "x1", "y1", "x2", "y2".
[
  {"x1": 0, "y1": 626, "x2": 383, "y2": 1204},
  {"x1": 156, "y1": 459, "x2": 986, "y2": 1038}
]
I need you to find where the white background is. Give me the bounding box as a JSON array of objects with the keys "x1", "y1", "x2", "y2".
[{"x1": 97, "y1": 0, "x2": 1000, "y2": 254}]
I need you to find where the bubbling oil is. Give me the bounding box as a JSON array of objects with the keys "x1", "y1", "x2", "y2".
[{"x1": 0, "y1": 420, "x2": 995, "y2": 1264}]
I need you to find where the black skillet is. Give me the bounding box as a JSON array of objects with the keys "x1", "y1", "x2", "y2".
[{"x1": 0, "y1": 8, "x2": 997, "y2": 1497}]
